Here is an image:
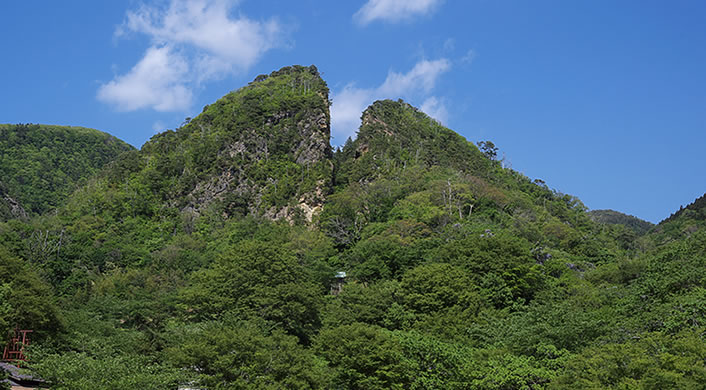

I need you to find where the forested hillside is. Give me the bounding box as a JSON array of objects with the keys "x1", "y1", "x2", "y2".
[
  {"x1": 0, "y1": 65, "x2": 704, "y2": 389},
  {"x1": 0, "y1": 124, "x2": 134, "y2": 219},
  {"x1": 655, "y1": 193, "x2": 706, "y2": 237},
  {"x1": 588, "y1": 209, "x2": 654, "y2": 235}
]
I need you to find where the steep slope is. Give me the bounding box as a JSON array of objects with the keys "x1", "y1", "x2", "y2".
[
  {"x1": 651, "y1": 192, "x2": 706, "y2": 243},
  {"x1": 662, "y1": 192, "x2": 706, "y2": 223},
  {"x1": 68, "y1": 65, "x2": 332, "y2": 225},
  {"x1": 588, "y1": 209, "x2": 654, "y2": 235},
  {"x1": 326, "y1": 99, "x2": 620, "y2": 260},
  {"x1": 335, "y1": 99, "x2": 492, "y2": 184},
  {"x1": 0, "y1": 123, "x2": 134, "y2": 218},
  {"x1": 172, "y1": 64, "x2": 332, "y2": 221}
]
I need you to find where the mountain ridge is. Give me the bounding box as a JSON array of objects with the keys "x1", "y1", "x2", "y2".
[
  {"x1": 588, "y1": 209, "x2": 654, "y2": 235},
  {"x1": 1, "y1": 64, "x2": 704, "y2": 389}
]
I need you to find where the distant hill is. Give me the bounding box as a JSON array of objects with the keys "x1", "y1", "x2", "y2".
[
  {"x1": 0, "y1": 123, "x2": 134, "y2": 218},
  {"x1": 588, "y1": 209, "x2": 654, "y2": 235}
]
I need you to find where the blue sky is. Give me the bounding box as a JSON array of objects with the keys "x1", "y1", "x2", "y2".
[{"x1": 1, "y1": 0, "x2": 705, "y2": 223}]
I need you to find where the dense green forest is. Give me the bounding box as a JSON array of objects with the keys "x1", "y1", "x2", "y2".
[
  {"x1": 1, "y1": 65, "x2": 704, "y2": 389},
  {"x1": 0, "y1": 124, "x2": 134, "y2": 219}
]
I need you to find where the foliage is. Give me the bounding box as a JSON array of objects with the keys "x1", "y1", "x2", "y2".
[
  {"x1": 589, "y1": 209, "x2": 654, "y2": 235},
  {"x1": 0, "y1": 283, "x2": 12, "y2": 346},
  {"x1": 0, "y1": 123, "x2": 133, "y2": 217},
  {"x1": 181, "y1": 238, "x2": 323, "y2": 342},
  {"x1": 477, "y1": 140, "x2": 498, "y2": 160},
  {"x1": 3, "y1": 65, "x2": 705, "y2": 389},
  {"x1": 30, "y1": 347, "x2": 183, "y2": 390},
  {"x1": 167, "y1": 320, "x2": 327, "y2": 389},
  {"x1": 0, "y1": 248, "x2": 63, "y2": 338},
  {"x1": 314, "y1": 323, "x2": 411, "y2": 389},
  {"x1": 551, "y1": 331, "x2": 706, "y2": 389},
  {"x1": 393, "y1": 330, "x2": 473, "y2": 389},
  {"x1": 433, "y1": 231, "x2": 546, "y2": 307}
]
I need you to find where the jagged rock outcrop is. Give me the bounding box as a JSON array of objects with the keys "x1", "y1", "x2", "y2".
[
  {"x1": 142, "y1": 65, "x2": 333, "y2": 223},
  {"x1": 0, "y1": 183, "x2": 27, "y2": 221}
]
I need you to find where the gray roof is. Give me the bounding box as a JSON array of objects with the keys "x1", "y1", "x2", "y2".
[{"x1": 0, "y1": 362, "x2": 45, "y2": 384}]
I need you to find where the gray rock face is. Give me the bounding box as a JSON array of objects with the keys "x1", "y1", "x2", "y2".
[
  {"x1": 165, "y1": 65, "x2": 333, "y2": 224},
  {"x1": 0, "y1": 183, "x2": 27, "y2": 220},
  {"x1": 295, "y1": 110, "x2": 330, "y2": 165}
]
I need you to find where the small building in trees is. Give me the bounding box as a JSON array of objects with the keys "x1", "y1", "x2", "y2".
[{"x1": 330, "y1": 272, "x2": 347, "y2": 295}]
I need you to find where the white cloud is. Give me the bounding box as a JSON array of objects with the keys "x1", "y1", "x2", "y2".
[
  {"x1": 354, "y1": 0, "x2": 443, "y2": 25},
  {"x1": 99, "y1": 0, "x2": 285, "y2": 112},
  {"x1": 330, "y1": 58, "x2": 450, "y2": 143},
  {"x1": 378, "y1": 59, "x2": 450, "y2": 95},
  {"x1": 98, "y1": 46, "x2": 192, "y2": 112},
  {"x1": 123, "y1": 0, "x2": 282, "y2": 76},
  {"x1": 420, "y1": 96, "x2": 448, "y2": 125},
  {"x1": 330, "y1": 85, "x2": 376, "y2": 143}
]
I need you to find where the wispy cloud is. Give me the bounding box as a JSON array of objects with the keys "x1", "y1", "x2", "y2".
[
  {"x1": 460, "y1": 49, "x2": 476, "y2": 65},
  {"x1": 354, "y1": 0, "x2": 444, "y2": 25},
  {"x1": 420, "y1": 96, "x2": 448, "y2": 125},
  {"x1": 98, "y1": 0, "x2": 286, "y2": 112},
  {"x1": 98, "y1": 46, "x2": 192, "y2": 112},
  {"x1": 330, "y1": 58, "x2": 451, "y2": 143}
]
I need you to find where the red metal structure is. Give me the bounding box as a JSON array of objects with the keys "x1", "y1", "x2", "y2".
[{"x1": 2, "y1": 327, "x2": 32, "y2": 362}]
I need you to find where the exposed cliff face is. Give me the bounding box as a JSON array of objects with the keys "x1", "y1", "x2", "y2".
[
  {"x1": 0, "y1": 183, "x2": 27, "y2": 221},
  {"x1": 142, "y1": 65, "x2": 333, "y2": 223}
]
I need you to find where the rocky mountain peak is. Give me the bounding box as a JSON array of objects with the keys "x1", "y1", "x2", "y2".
[
  {"x1": 338, "y1": 99, "x2": 492, "y2": 183},
  {"x1": 142, "y1": 65, "x2": 333, "y2": 223}
]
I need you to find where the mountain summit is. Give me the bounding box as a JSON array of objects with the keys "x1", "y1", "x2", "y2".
[
  {"x1": 79, "y1": 65, "x2": 333, "y2": 224},
  {"x1": 151, "y1": 64, "x2": 333, "y2": 222}
]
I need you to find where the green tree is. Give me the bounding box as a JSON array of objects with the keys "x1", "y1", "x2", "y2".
[
  {"x1": 315, "y1": 323, "x2": 412, "y2": 389},
  {"x1": 551, "y1": 331, "x2": 706, "y2": 389},
  {"x1": 476, "y1": 140, "x2": 498, "y2": 160},
  {"x1": 167, "y1": 320, "x2": 327, "y2": 389},
  {"x1": 399, "y1": 263, "x2": 481, "y2": 315},
  {"x1": 180, "y1": 239, "x2": 323, "y2": 342},
  {"x1": 0, "y1": 248, "x2": 63, "y2": 337},
  {"x1": 0, "y1": 283, "x2": 13, "y2": 339},
  {"x1": 30, "y1": 347, "x2": 183, "y2": 390}
]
